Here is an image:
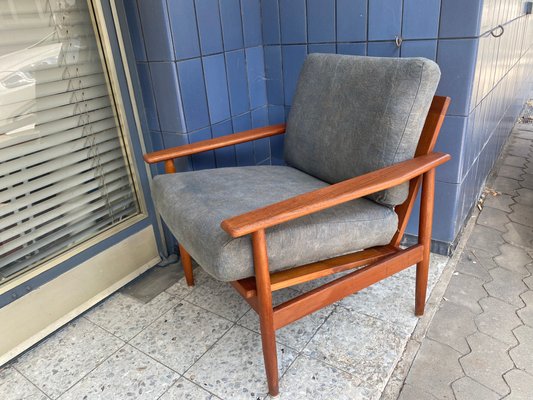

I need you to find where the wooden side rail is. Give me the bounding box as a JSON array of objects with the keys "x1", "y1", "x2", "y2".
[
  {"x1": 143, "y1": 124, "x2": 286, "y2": 167},
  {"x1": 221, "y1": 152, "x2": 451, "y2": 238}
]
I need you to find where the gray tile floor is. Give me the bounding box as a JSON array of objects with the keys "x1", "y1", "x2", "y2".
[
  {"x1": 0, "y1": 254, "x2": 448, "y2": 400},
  {"x1": 398, "y1": 114, "x2": 533, "y2": 399}
]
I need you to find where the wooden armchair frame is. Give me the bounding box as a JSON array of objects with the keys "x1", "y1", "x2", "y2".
[{"x1": 144, "y1": 96, "x2": 451, "y2": 396}]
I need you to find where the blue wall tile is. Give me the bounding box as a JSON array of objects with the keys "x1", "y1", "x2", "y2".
[
  {"x1": 261, "y1": 0, "x2": 281, "y2": 45},
  {"x1": 252, "y1": 107, "x2": 270, "y2": 163},
  {"x1": 219, "y1": 0, "x2": 243, "y2": 51},
  {"x1": 434, "y1": 116, "x2": 467, "y2": 184},
  {"x1": 195, "y1": 0, "x2": 223, "y2": 55},
  {"x1": 136, "y1": 63, "x2": 160, "y2": 131},
  {"x1": 124, "y1": 0, "x2": 146, "y2": 61},
  {"x1": 279, "y1": 0, "x2": 306, "y2": 44},
  {"x1": 400, "y1": 40, "x2": 437, "y2": 61},
  {"x1": 368, "y1": 0, "x2": 402, "y2": 41},
  {"x1": 232, "y1": 112, "x2": 255, "y2": 166},
  {"x1": 337, "y1": 43, "x2": 366, "y2": 56},
  {"x1": 264, "y1": 46, "x2": 284, "y2": 105},
  {"x1": 246, "y1": 46, "x2": 268, "y2": 109},
  {"x1": 136, "y1": 0, "x2": 173, "y2": 61},
  {"x1": 212, "y1": 119, "x2": 237, "y2": 167},
  {"x1": 268, "y1": 105, "x2": 286, "y2": 162},
  {"x1": 282, "y1": 45, "x2": 307, "y2": 105},
  {"x1": 167, "y1": 0, "x2": 201, "y2": 60},
  {"x1": 307, "y1": 0, "x2": 335, "y2": 43},
  {"x1": 440, "y1": 0, "x2": 483, "y2": 38},
  {"x1": 149, "y1": 62, "x2": 186, "y2": 132},
  {"x1": 308, "y1": 43, "x2": 336, "y2": 54},
  {"x1": 367, "y1": 42, "x2": 400, "y2": 57},
  {"x1": 161, "y1": 132, "x2": 191, "y2": 171},
  {"x1": 177, "y1": 58, "x2": 210, "y2": 131},
  {"x1": 225, "y1": 49, "x2": 250, "y2": 116},
  {"x1": 336, "y1": 0, "x2": 367, "y2": 42},
  {"x1": 189, "y1": 127, "x2": 216, "y2": 169},
  {"x1": 242, "y1": 0, "x2": 262, "y2": 47},
  {"x1": 202, "y1": 54, "x2": 231, "y2": 123},
  {"x1": 402, "y1": 0, "x2": 440, "y2": 39},
  {"x1": 436, "y1": 39, "x2": 478, "y2": 116}
]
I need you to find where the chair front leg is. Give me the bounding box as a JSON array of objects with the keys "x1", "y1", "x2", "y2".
[
  {"x1": 415, "y1": 168, "x2": 435, "y2": 316},
  {"x1": 251, "y1": 229, "x2": 279, "y2": 397},
  {"x1": 179, "y1": 244, "x2": 195, "y2": 286}
]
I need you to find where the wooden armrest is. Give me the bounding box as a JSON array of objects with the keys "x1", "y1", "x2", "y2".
[
  {"x1": 143, "y1": 124, "x2": 286, "y2": 164},
  {"x1": 221, "y1": 152, "x2": 451, "y2": 238}
]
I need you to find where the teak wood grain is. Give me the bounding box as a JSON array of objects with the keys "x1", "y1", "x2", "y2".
[
  {"x1": 221, "y1": 152, "x2": 450, "y2": 238},
  {"x1": 272, "y1": 245, "x2": 424, "y2": 330},
  {"x1": 143, "y1": 124, "x2": 286, "y2": 164},
  {"x1": 233, "y1": 245, "x2": 397, "y2": 298}
]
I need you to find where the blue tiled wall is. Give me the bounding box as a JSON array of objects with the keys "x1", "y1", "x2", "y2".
[{"x1": 124, "y1": 0, "x2": 533, "y2": 252}]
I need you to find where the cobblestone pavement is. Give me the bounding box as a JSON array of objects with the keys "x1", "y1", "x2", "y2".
[{"x1": 398, "y1": 117, "x2": 533, "y2": 399}]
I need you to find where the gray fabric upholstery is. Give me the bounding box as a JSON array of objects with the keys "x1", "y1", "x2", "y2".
[
  {"x1": 152, "y1": 166, "x2": 398, "y2": 281},
  {"x1": 284, "y1": 54, "x2": 441, "y2": 206}
]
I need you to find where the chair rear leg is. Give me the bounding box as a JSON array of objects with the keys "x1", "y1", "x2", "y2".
[
  {"x1": 416, "y1": 169, "x2": 435, "y2": 316},
  {"x1": 179, "y1": 244, "x2": 195, "y2": 286},
  {"x1": 252, "y1": 230, "x2": 279, "y2": 397}
]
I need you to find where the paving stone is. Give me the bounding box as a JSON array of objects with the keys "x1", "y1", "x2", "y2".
[
  {"x1": 509, "y1": 325, "x2": 533, "y2": 375},
  {"x1": 426, "y1": 301, "x2": 477, "y2": 354},
  {"x1": 59, "y1": 345, "x2": 179, "y2": 400},
  {"x1": 461, "y1": 332, "x2": 513, "y2": 396},
  {"x1": 515, "y1": 187, "x2": 533, "y2": 206},
  {"x1": 470, "y1": 247, "x2": 500, "y2": 270},
  {"x1": 507, "y1": 144, "x2": 531, "y2": 158},
  {"x1": 503, "y1": 222, "x2": 533, "y2": 249},
  {"x1": 272, "y1": 355, "x2": 375, "y2": 400},
  {"x1": 494, "y1": 243, "x2": 533, "y2": 276},
  {"x1": 520, "y1": 173, "x2": 533, "y2": 189},
  {"x1": 467, "y1": 225, "x2": 506, "y2": 257},
  {"x1": 490, "y1": 176, "x2": 521, "y2": 195},
  {"x1": 525, "y1": 275, "x2": 533, "y2": 290},
  {"x1": 475, "y1": 297, "x2": 522, "y2": 346},
  {"x1": 502, "y1": 155, "x2": 528, "y2": 168},
  {"x1": 405, "y1": 339, "x2": 463, "y2": 400},
  {"x1": 477, "y1": 206, "x2": 511, "y2": 232},
  {"x1": 509, "y1": 203, "x2": 533, "y2": 228},
  {"x1": 518, "y1": 291, "x2": 533, "y2": 326},
  {"x1": 398, "y1": 383, "x2": 439, "y2": 400},
  {"x1": 303, "y1": 307, "x2": 409, "y2": 390},
  {"x1": 13, "y1": 318, "x2": 124, "y2": 399},
  {"x1": 483, "y1": 193, "x2": 515, "y2": 212},
  {"x1": 485, "y1": 267, "x2": 528, "y2": 307},
  {"x1": 186, "y1": 325, "x2": 297, "y2": 400},
  {"x1": 443, "y1": 272, "x2": 488, "y2": 314},
  {"x1": 455, "y1": 249, "x2": 493, "y2": 282},
  {"x1": 503, "y1": 369, "x2": 533, "y2": 400},
  {"x1": 452, "y1": 376, "x2": 500, "y2": 400},
  {"x1": 509, "y1": 137, "x2": 532, "y2": 148},
  {"x1": 498, "y1": 165, "x2": 526, "y2": 180}
]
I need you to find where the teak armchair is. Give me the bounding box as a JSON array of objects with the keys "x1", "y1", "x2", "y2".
[{"x1": 144, "y1": 54, "x2": 450, "y2": 396}]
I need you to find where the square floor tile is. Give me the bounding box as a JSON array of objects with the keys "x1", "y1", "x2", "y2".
[
  {"x1": 186, "y1": 325, "x2": 297, "y2": 400},
  {"x1": 165, "y1": 275, "x2": 195, "y2": 298},
  {"x1": 130, "y1": 301, "x2": 233, "y2": 374},
  {"x1": 0, "y1": 367, "x2": 48, "y2": 400},
  {"x1": 59, "y1": 345, "x2": 178, "y2": 400},
  {"x1": 184, "y1": 269, "x2": 250, "y2": 321},
  {"x1": 159, "y1": 377, "x2": 221, "y2": 399},
  {"x1": 270, "y1": 355, "x2": 377, "y2": 400},
  {"x1": 303, "y1": 307, "x2": 409, "y2": 393},
  {"x1": 13, "y1": 318, "x2": 123, "y2": 399},
  {"x1": 84, "y1": 292, "x2": 181, "y2": 341},
  {"x1": 238, "y1": 288, "x2": 334, "y2": 351}
]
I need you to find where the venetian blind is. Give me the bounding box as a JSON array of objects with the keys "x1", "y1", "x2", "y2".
[{"x1": 0, "y1": 0, "x2": 139, "y2": 282}]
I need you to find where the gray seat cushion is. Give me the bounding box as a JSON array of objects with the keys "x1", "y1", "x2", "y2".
[
  {"x1": 284, "y1": 54, "x2": 441, "y2": 206},
  {"x1": 152, "y1": 166, "x2": 398, "y2": 281}
]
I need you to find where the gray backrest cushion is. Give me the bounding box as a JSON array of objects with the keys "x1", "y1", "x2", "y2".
[{"x1": 284, "y1": 54, "x2": 441, "y2": 206}]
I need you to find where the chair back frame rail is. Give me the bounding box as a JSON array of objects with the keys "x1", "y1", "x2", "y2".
[{"x1": 144, "y1": 96, "x2": 451, "y2": 397}]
